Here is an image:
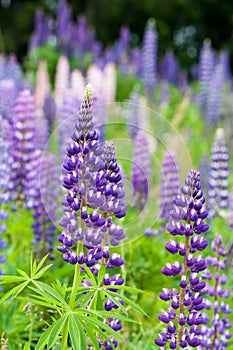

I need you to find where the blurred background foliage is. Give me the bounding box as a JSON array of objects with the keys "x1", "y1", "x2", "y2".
[{"x1": 0, "y1": 0, "x2": 233, "y2": 70}]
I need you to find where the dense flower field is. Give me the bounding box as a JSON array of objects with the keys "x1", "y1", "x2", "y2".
[{"x1": 0, "y1": 1, "x2": 233, "y2": 349}]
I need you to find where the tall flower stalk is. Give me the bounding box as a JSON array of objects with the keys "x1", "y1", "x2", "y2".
[
  {"x1": 201, "y1": 233, "x2": 232, "y2": 349},
  {"x1": 208, "y1": 128, "x2": 229, "y2": 219},
  {"x1": 58, "y1": 84, "x2": 127, "y2": 348},
  {"x1": 154, "y1": 170, "x2": 209, "y2": 349}
]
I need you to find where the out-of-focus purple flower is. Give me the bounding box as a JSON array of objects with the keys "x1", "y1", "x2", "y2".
[
  {"x1": 198, "y1": 39, "x2": 215, "y2": 114},
  {"x1": 131, "y1": 131, "x2": 150, "y2": 210},
  {"x1": 205, "y1": 63, "x2": 224, "y2": 127},
  {"x1": 54, "y1": 56, "x2": 70, "y2": 109},
  {"x1": 159, "y1": 49, "x2": 179, "y2": 85},
  {"x1": 35, "y1": 60, "x2": 50, "y2": 110},
  {"x1": 160, "y1": 151, "x2": 180, "y2": 221},
  {"x1": 127, "y1": 88, "x2": 140, "y2": 139},
  {"x1": 218, "y1": 49, "x2": 231, "y2": 83},
  {"x1": 201, "y1": 234, "x2": 232, "y2": 348},
  {"x1": 29, "y1": 9, "x2": 51, "y2": 51},
  {"x1": 155, "y1": 169, "x2": 209, "y2": 349},
  {"x1": 142, "y1": 19, "x2": 157, "y2": 98},
  {"x1": 208, "y1": 128, "x2": 229, "y2": 219},
  {"x1": 0, "y1": 116, "x2": 9, "y2": 286},
  {"x1": 43, "y1": 94, "x2": 56, "y2": 134},
  {"x1": 34, "y1": 110, "x2": 49, "y2": 151},
  {"x1": 25, "y1": 151, "x2": 59, "y2": 256},
  {"x1": 8, "y1": 90, "x2": 37, "y2": 205},
  {"x1": 131, "y1": 47, "x2": 141, "y2": 77},
  {"x1": 0, "y1": 79, "x2": 17, "y2": 120}
]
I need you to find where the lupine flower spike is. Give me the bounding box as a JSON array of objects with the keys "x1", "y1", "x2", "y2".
[
  {"x1": 200, "y1": 233, "x2": 232, "y2": 349},
  {"x1": 208, "y1": 128, "x2": 229, "y2": 219},
  {"x1": 58, "y1": 84, "x2": 126, "y2": 348},
  {"x1": 155, "y1": 170, "x2": 209, "y2": 349}
]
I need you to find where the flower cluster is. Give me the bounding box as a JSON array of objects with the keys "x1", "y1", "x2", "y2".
[
  {"x1": 58, "y1": 84, "x2": 127, "y2": 349},
  {"x1": 8, "y1": 89, "x2": 37, "y2": 205},
  {"x1": 198, "y1": 39, "x2": 215, "y2": 114},
  {"x1": 142, "y1": 18, "x2": 157, "y2": 98},
  {"x1": 200, "y1": 234, "x2": 232, "y2": 348},
  {"x1": 208, "y1": 128, "x2": 229, "y2": 219},
  {"x1": 0, "y1": 116, "x2": 10, "y2": 284},
  {"x1": 155, "y1": 169, "x2": 209, "y2": 349}
]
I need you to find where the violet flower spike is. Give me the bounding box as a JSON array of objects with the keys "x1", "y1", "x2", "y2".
[
  {"x1": 208, "y1": 128, "x2": 229, "y2": 219},
  {"x1": 155, "y1": 169, "x2": 209, "y2": 349},
  {"x1": 201, "y1": 233, "x2": 232, "y2": 349}
]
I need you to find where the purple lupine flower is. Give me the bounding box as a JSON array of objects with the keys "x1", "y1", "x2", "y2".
[
  {"x1": 29, "y1": 9, "x2": 51, "y2": 51},
  {"x1": 34, "y1": 110, "x2": 49, "y2": 152},
  {"x1": 155, "y1": 169, "x2": 209, "y2": 349},
  {"x1": 131, "y1": 131, "x2": 150, "y2": 210},
  {"x1": 131, "y1": 47, "x2": 142, "y2": 77},
  {"x1": 208, "y1": 128, "x2": 229, "y2": 219},
  {"x1": 0, "y1": 116, "x2": 10, "y2": 285},
  {"x1": 160, "y1": 151, "x2": 180, "y2": 222},
  {"x1": 0, "y1": 79, "x2": 17, "y2": 120},
  {"x1": 142, "y1": 19, "x2": 157, "y2": 98},
  {"x1": 218, "y1": 49, "x2": 231, "y2": 83},
  {"x1": 8, "y1": 89, "x2": 37, "y2": 205},
  {"x1": 127, "y1": 88, "x2": 140, "y2": 139},
  {"x1": 25, "y1": 151, "x2": 59, "y2": 256},
  {"x1": 200, "y1": 234, "x2": 232, "y2": 348},
  {"x1": 159, "y1": 49, "x2": 179, "y2": 85},
  {"x1": 56, "y1": 0, "x2": 72, "y2": 54},
  {"x1": 58, "y1": 85, "x2": 126, "y2": 263},
  {"x1": 205, "y1": 62, "x2": 224, "y2": 127},
  {"x1": 43, "y1": 94, "x2": 56, "y2": 133},
  {"x1": 58, "y1": 85, "x2": 126, "y2": 349},
  {"x1": 198, "y1": 39, "x2": 215, "y2": 114},
  {"x1": 34, "y1": 60, "x2": 50, "y2": 110}
]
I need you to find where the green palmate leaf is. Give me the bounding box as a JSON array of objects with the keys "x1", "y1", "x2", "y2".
[
  {"x1": 47, "y1": 314, "x2": 68, "y2": 349},
  {"x1": 106, "y1": 290, "x2": 148, "y2": 317},
  {"x1": 78, "y1": 289, "x2": 96, "y2": 309},
  {"x1": 0, "y1": 275, "x2": 26, "y2": 284},
  {"x1": 82, "y1": 318, "x2": 116, "y2": 349},
  {"x1": 23, "y1": 295, "x2": 62, "y2": 311},
  {"x1": 34, "y1": 264, "x2": 53, "y2": 279},
  {"x1": 69, "y1": 314, "x2": 87, "y2": 350},
  {"x1": 33, "y1": 281, "x2": 70, "y2": 309},
  {"x1": 35, "y1": 254, "x2": 50, "y2": 272},
  {"x1": 35, "y1": 323, "x2": 53, "y2": 350},
  {"x1": 79, "y1": 319, "x2": 99, "y2": 349},
  {"x1": 52, "y1": 280, "x2": 68, "y2": 299},
  {"x1": 0, "y1": 281, "x2": 29, "y2": 304},
  {"x1": 17, "y1": 268, "x2": 29, "y2": 278},
  {"x1": 95, "y1": 310, "x2": 136, "y2": 323},
  {"x1": 98, "y1": 265, "x2": 106, "y2": 285}
]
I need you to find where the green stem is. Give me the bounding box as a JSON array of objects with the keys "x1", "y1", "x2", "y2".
[
  {"x1": 61, "y1": 319, "x2": 69, "y2": 350},
  {"x1": 69, "y1": 242, "x2": 82, "y2": 308}
]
